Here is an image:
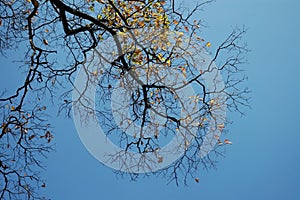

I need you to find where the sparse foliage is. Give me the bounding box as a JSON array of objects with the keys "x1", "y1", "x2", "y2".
[{"x1": 0, "y1": 0, "x2": 249, "y2": 199}]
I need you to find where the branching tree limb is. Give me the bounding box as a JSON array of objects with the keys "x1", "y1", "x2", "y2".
[{"x1": 0, "y1": 0, "x2": 249, "y2": 199}]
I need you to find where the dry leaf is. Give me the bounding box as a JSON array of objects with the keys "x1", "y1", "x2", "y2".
[
  {"x1": 51, "y1": 78, "x2": 56, "y2": 85},
  {"x1": 43, "y1": 39, "x2": 49, "y2": 45},
  {"x1": 217, "y1": 124, "x2": 225, "y2": 129},
  {"x1": 224, "y1": 139, "x2": 233, "y2": 145},
  {"x1": 29, "y1": 135, "x2": 35, "y2": 140},
  {"x1": 92, "y1": 70, "x2": 98, "y2": 76},
  {"x1": 158, "y1": 156, "x2": 163, "y2": 163}
]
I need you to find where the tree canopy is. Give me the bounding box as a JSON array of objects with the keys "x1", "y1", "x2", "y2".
[{"x1": 0, "y1": 0, "x2": 249, "y2": 199}]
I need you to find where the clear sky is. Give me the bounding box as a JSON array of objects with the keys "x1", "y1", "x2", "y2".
[{"x1": 1, "y1": 0, "x2": 300, "y2": 199}]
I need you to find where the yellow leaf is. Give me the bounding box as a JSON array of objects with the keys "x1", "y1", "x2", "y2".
[
  {"x1": 92, "y1": 70, "x2": 98, "y2": 76},
  {"x1": 205, "y1": 42, "x2": 211, "y2": 48},
  {"x1": 138, "y1": 21, "x2": 145, "y2": 27},
  {"x1": 166, "y1": 59, "x2": 171, "y2": 66},
  {"x1": 89, "y1": 5, "x2": 94, "y2": 12},
  {"x1": 178, "y1": 32, "x2": 184, "y2": 37},
  {"x1": 157, "y1": 53, "x2": 164, "y2": 61}
]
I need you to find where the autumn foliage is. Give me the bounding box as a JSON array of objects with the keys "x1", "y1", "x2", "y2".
[{"x1": 0, "y1": 0, "x2": 249, "y2": 199}]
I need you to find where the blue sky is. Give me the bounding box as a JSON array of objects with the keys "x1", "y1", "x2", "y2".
[{"x1": 1, "y1": 0, "x2": 300, "y2": 199}]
